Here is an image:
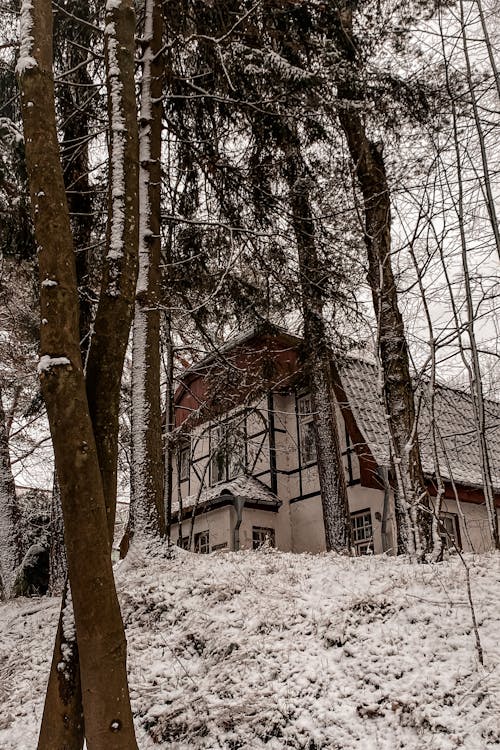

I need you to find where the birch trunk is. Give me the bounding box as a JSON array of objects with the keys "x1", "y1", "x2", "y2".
[
  {"x1": 282, "y1": 130, "x2": 352, "y2": 553},
  {"x1": 130, "y1": 0, "x2": 165, "y2": 541},
  {"x1": 0, "y1": 384, "x2": 22, "y2": 598},
  {"x1": 86, "y1": 0, "x2": 139, "y2": 538},
  {"x1": 16, "y1": 1, "x2": 138, "y2": 748}
]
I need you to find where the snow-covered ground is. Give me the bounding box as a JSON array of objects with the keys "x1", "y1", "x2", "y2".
[{"x1": 1, "y1": 547, "x2": 499, "y2": 749}]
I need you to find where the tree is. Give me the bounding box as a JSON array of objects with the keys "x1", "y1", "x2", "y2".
[
  {"x1": 129, "y1": 0, "x2": 165, "y2": 543},
  {"x1": 160, "y1": 1, "x2": 356, "y2": 551},
  {"x1": 280, "y1": 126, "x2": 352, "y2": 552},
  {"x1": 17, "y1": 0, "x2": 138, "y2": 747}
]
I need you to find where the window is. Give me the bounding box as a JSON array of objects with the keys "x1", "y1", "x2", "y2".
[
  {"x1": 440, "y1": 513, "x2": 460, "y2": 550},
  {"x1": 194, "y1": 530, "x2": 210, "y2": 554},
  {"x1": 252, "y1": 526, "x2": 276, "y2": 549},
  {"x1": 179, "y1": 440, "x2": 190, "y2": 482},
  {"x1": 344, "y1": 426, "x2": 357, "y2": 485},
  {"x1": 297, "y1": 394, "x2": 317, "y2": 465},
  {"x1": 210, "y1": 416, "x2": 246, "y2": 485},
  {"x1": 351, "y1": 509, "x2": 373, "y2": 555}
]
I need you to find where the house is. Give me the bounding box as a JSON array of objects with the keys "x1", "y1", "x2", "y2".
[{"x1": 171, "y1": 327, "x2": 500, "y2": 555}]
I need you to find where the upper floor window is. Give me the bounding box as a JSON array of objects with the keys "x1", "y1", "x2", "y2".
[
  {"x1": 297, "y1": 394, "x2": 317, "y2": 466},
  {"x1": 179, "y1": 439, "x2": 190, "y2": 482},
  {"x1": 210, "y1": 415, "x2": 246, "y2": 485}
]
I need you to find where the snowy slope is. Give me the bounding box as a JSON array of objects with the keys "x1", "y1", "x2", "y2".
[{"x1": 1, "y1": 547, "x2": 499, "y2": 749}]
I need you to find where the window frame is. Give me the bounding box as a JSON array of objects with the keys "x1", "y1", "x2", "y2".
[
  {"x1": 252, "y1": 526, "x2": 276, "y2": 549},
  {"x1": 351, "y1": 508, "x2": 374, "y2": 555},
  {"x1": 439, "y1": 512, "x2": 461, "y2": 550},
  {"x1": 179, "y1": 439, "x2": 191, "y2": 483},
  {"x1": 194, "y1": 530, "x2": 210, "y2": 554},
  {"x1": 209, "y1": 413, "x2": 247, "y2": 486},
  {"x1": 297, "y1": 393, "x2": 317, "y2": 467}
]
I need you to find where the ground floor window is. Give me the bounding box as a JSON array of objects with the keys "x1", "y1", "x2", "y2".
[
  {"x1": 252, "y1": 526, "x2": 276, "y2": 549},
  {"x1": 351, "y1": 509, "x2": 373, "y2": 555},
  {"x1": 194, "y1": 530, "x2": 210, "y2": 554},
  {"x1": 440, "y1": 513, "x2": 461, "y2": 550}
]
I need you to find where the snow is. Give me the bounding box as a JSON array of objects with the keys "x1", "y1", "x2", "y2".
[
  {"x1": 175, "y1": 475, "x2": 279, "y2": 513},
  {"x1": 36, "y1": 355, "x2": 71, "y2": 374},
  {"x1": 15, "y1": 0, "x2": 37, "y2": 76},
  {"x1": 1, "y1": 547, "x2": 499, "y2": 749}
]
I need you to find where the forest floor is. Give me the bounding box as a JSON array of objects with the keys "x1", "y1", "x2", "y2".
[{"x1": 1, "y1": 545, "x2": 499, "y2": 749}]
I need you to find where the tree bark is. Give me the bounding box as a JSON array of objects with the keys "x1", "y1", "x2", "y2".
[
  {"x1": 17, "y1": 1, "x2": 138, "y2": 748},
  {"x1": 282, "y1": 129, "x2": 352, "y2": 553},
  {"x1": 48, "y1": 474, "x2": 66, "y2": 595},
  {"x1": 130, "y1": 0, "x2": 165, "y2": 541}
]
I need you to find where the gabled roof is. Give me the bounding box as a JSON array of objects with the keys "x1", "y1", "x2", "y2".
[
  {"x1": 175, "y1": 326, "x2": 500, "y2": 493},
  {"x1": 338, "y1": 357, "x2": 500, "y2": 491}
]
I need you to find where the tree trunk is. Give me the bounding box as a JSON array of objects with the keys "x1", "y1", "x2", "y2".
[
  {"x1": 282, "y1": 129, "x2": 352, "y2": 553},
  {"x1": 163, "y1": 313, "x2": 175, "y2": 539},
  {"x1": 48, "y1": 474, "x2": 66, "y2": 594},
  {"x1": 17, "y1": 1, "x2": 138, "y2": 748},
  {"x1": 0, "y1": 384, "x2": 22, "y2": 598},
  {"x1": 38, "y1": 2, "x2": 140, "y2": 747},
  {"x1": 130, "y1": 0, "x2": 165, "y2": 541},
  {"x1": 57, "y1": 0, "x2": 95, "y2": 364},
  {"x1": 335, "y1": 5, "x2": 431, "y2": 560},
  {"x1": 40, "y1": 7, "x2": 98, "y2": 738},
  {"x1": 85, "y1": 0, "x2": 139, "y2": 538}
]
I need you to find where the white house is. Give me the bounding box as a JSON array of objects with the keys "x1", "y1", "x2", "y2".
[{"x1": 171, "y1": 327, "x2": 500, "y2": 555}]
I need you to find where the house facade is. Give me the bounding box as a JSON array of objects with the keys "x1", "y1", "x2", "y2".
[{"x1": 171, "y1": 328, "x2": 500, "y2": 555}]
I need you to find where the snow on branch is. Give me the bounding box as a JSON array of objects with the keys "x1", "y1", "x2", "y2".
[
  {"x1": 15, "y1": 0, "x2": 37, "y2": 75},
  {"x1": 37, "y1": 355, "x2": 71, "y2": 375}
]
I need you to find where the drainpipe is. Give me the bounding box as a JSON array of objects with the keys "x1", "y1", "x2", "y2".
[
  {"x1": 379, "y1": 466, "x2": 391, "y2": 553},
  {"x1": 232, "y1": 496, "x2": 246, "y2": 551}
]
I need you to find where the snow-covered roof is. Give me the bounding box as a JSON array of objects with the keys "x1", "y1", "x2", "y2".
[
  {"x1": 173, "y1": 475, "x2": 280, "y2": 515},
  {"x1": 338, "y1": 357, "x2": 500, "y2": 491}
]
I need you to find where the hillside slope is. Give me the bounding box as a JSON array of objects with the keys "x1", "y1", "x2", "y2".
[{"x1": 1, "y1": 546, "x2": 499, "y2": 749}]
